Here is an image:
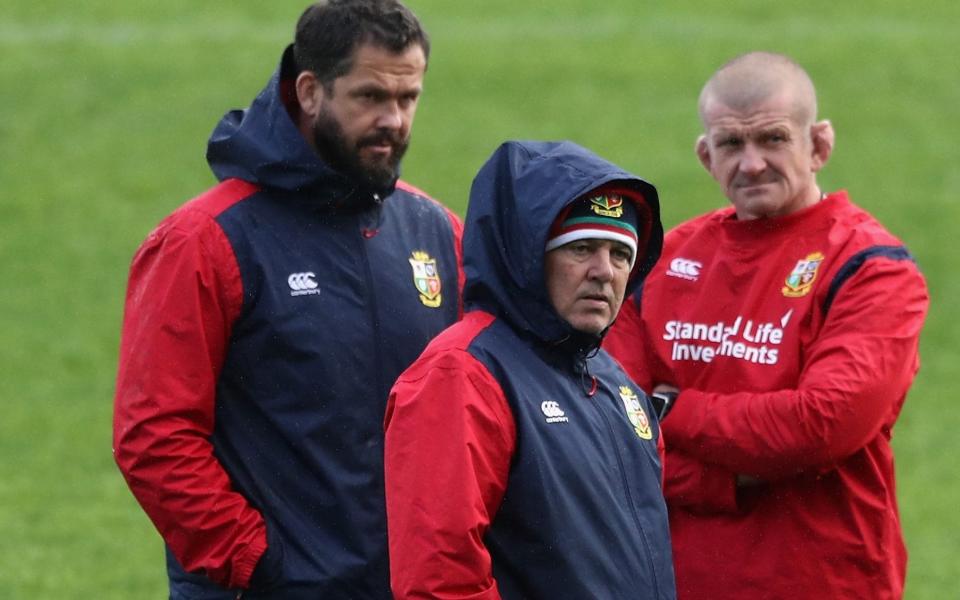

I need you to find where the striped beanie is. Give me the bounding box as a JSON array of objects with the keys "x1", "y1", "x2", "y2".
[{"x1": 545, "y1": 186, "x2": 643, "y2": 269}]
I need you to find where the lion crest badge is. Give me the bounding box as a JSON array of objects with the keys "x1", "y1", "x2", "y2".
[
  {"x1": 619, "y1": 385, "x2": 653, "y2": 440},
  {"x1": 589, "y1": 194, "x2": 624, "y2": 218},
  {"x1": 409, "y1": 250, "x2": 443, "y2": 308},
  {"x1": 782, "y1": 251, "x2": 825, "y2": 298}
]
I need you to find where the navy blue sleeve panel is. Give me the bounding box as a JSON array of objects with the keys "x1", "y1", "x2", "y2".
[
  {"x1": 822, "y1": 245, "x2": 916, "y2": 314},
  {"x1": 114, "y1": 178, "x2": 269, "y2": 590}
]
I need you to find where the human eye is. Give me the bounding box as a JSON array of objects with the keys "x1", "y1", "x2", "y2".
[
  {"x1": 611, "y1": 245, "x2": 632, "y2": 266},
  {"x1": 355, "y1": 87, "x2": 386, "y2": 103},
  {"x1": 398, "y1": 91, "x2": 420, "y2": 109},
  {"x1": 765, "y1": 129, "x2": 790, "y2": 144},
  {"x1": 716, "y1": 135, "x2": 742, "y2": 149}
]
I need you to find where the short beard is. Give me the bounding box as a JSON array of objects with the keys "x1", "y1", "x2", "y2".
[{"x1": 312, "y1": 107, "x2": 409, "y2": 196}]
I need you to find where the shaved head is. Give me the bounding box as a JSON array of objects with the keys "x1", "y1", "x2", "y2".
[{"x1": 699, "y1": 52, "x2": 818, "y2": 128}]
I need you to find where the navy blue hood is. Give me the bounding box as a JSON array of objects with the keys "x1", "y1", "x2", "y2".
[
  {"x1": 463, "y1": 140, "x2": 662, "y2": 345},
  {"x1": 206, "y1": 45, "x2": 388, "y2": 207}
]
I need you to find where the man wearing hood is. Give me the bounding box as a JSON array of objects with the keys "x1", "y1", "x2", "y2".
[
  {"x1": 113, "y1": 1, "x2": 462, "y2": 597},
  {"x1": 384, "y1": 140, "x2": 676, "y2": 599}
]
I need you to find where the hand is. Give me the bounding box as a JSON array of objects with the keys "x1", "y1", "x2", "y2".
[{"x1": 650, "y1": 383, "x2": 679, "y2": 420}]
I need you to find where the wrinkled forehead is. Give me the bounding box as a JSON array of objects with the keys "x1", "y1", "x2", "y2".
[{"x1": 701, "y1": 92, "x2": 805, "y2": 136}]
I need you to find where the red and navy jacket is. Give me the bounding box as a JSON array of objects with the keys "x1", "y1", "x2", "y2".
[
  {"x1": 385, "y1": 141, "x2": 676, "y2": 599},
  {"x1": 113, "y1": 45, "x2": 463, "y2": 598}
]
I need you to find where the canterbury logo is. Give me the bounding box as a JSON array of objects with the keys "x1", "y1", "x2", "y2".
[
  {"x1": 541, "y1": 400, "x2": 569, "y2": 424},
  {"x1": 288, "y1": 272, "x2": 320, "y2": 296},
  {"x1": 666, "y1": 258, "x2": 702, "y2": 281}
]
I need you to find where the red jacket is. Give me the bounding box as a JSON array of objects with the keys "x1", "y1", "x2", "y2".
[{"x1": 605, "y1": 191, "x2": 928, "y2": 599}]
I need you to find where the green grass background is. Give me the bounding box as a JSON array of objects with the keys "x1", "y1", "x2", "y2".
[{"x1": 1, "y1": 1, "x2": 956, "y2": 597}]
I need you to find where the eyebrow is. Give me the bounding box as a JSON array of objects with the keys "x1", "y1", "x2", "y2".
[
  {"x1": 351, "y1": 82, "x2": 422, "y2": 97},
  {"x1": 713, "y1": 123, "x2": 790, "y2": 140}
]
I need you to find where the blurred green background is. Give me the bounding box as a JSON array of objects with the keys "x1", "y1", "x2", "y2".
[{"x1": 1, "y1": 1, "x2": 956, "y2": 597}]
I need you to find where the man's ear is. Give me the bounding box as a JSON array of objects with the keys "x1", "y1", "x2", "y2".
[
  {"x1": 295, "y1": 71, "x2": 323, "y2": 118},
  {"x1": 695, "y1": 135, "x2": 712, "y2": 173},
  {"x1": 810, "y1": 119, "x2": 835, "y2": 172}
]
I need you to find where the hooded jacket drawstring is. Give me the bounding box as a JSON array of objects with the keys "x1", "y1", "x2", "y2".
[
  {"x1": 575, "y1": 349, "x2": 599, "y2": 397},
  {"x1": 552, "y1": 332, "x2": 603, "y2": 397}
]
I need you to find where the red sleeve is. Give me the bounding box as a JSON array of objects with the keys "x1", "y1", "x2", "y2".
[
  {"x1": 113, "y1": 212, "x2": 266, "y2": 589},
  {"x1": 384, "y1": 349, "x2": 515, "y2": 600},
  {"x1": 663, "y1": 256, "x2": 929, "y2": 481}
]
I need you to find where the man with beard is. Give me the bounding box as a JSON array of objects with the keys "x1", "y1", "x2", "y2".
[
  {"x1": 113, "y1": 2, "x2": 463, "y2": 598},
  {"x1": 605, "y1": 52, "x2": 928, "y2": 599}
]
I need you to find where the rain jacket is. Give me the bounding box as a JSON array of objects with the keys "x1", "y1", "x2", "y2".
[
  {"x1": 385, "y1": 140, "x2": 676, "y2": 599},
  {"x1": 114, "y1": 45, "x2": 463, "y2": 598}
]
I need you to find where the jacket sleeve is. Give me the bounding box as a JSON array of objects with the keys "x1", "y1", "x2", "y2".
[
  {"x1": 608, "y1": 297, "x2": 739, "y2": 511},
  {"x1": 663, "y1": 448, "x2": 738, "y2": 513},
  {"x1": 113, "y1": 213, "x2": 267, "y2": 589},
  {"x1": 663, "y1": 254, "x2": 929, "y2": 481},
  {"x1": 385, "y1": 349, "x2": 515, "y2": 600}
]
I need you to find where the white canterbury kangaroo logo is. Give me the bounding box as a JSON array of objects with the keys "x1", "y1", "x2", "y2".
[
  {"x1": 541, "y1": 400, "x2": 569, "y2": 423},
  {"x1": 288, "y1": 272, "x2": 320, "y2": 296},
  {"x1": 667, "y1": 258, "x2": 702, "y2": 281}
]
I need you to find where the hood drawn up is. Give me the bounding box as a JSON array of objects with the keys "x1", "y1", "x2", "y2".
[{"x1": 463, "y1": 140, "x2": 663, "y2": 346}]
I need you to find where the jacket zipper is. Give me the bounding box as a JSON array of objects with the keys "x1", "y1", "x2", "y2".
[
  {"x1": 356, "y1": 213, "x2": 386, "y2": 402},
  {"x1": 594, "y1": 391, "x2": 662, "y2": 597}
]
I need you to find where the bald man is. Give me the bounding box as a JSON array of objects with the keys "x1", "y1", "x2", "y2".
[{"x1": 606, "y1": 52, "x2": 928, "y2": 599}]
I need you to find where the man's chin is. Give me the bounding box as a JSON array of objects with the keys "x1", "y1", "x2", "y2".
[
  {"x1": 356, "y1": 151, "x2": 401, "y2": 180},
  {"x1": 568, "y1": 314, "x2": 612, "y2": 336},
  {"x1": 355, "y1": 165, "x2": 399, "y2": 194},
  {"x1": 732, "y1": 190, "x2": 784, "y2": 219}
]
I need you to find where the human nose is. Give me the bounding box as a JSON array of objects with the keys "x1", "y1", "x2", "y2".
[
  {"x1": 738, "y1": 143, "x2": 766, "y2": 175},
  {"x1": 375, "y1": 101, "x2": 404, "y2": 131},
  {"x1": 587, "y1": 248, "x2": 615, "y2": 282}
]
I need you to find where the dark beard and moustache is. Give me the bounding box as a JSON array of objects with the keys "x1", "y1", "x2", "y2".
[{"x1": 312, "y1": 108, "x2": 409, "y2": 197}]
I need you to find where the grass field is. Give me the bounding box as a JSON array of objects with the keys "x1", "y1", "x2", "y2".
[{"x1": 1, "y1": 1, "x2": 957, "y2": 597}]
